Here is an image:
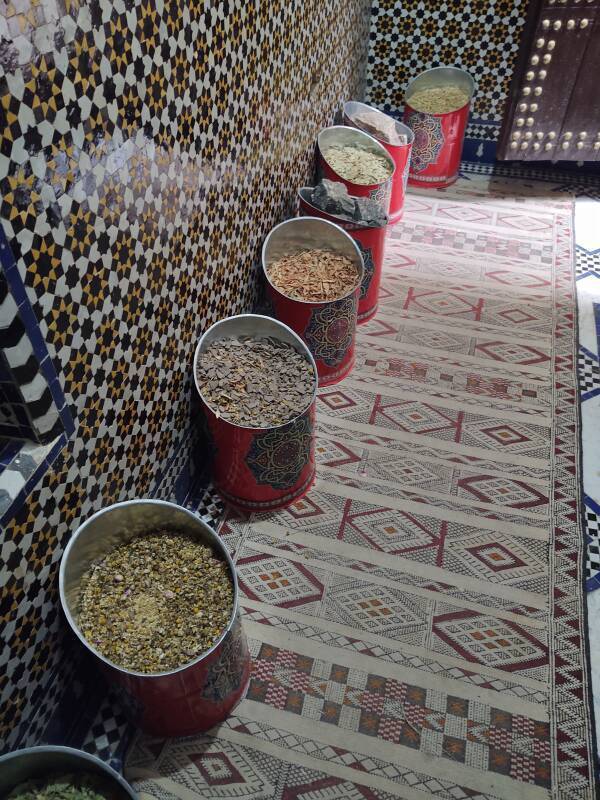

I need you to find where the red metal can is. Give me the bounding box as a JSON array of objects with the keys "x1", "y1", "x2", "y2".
[
  {"x1": 262, "y1": 217, "x2": 363, "y2": 385},
  {"x1": 316, "y1": 125, "x2": 395, "y2": 215},
  {"x1": 403, "y1": 66, "x2": 475, "y2": 189},
  {"x1": 194, "y1": 314, "x2": 318, "y2": 512},
  {"x1": 297, "y1": 188, "x2": 386, "y2": 325},
  {"x1": 59, "y1": 500, "x2": 251, "y2": 738},
  {"x1": 343, "y1": 101, "x2": 414, "y2": 225}
]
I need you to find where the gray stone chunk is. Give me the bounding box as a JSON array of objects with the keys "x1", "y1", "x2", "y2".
[
  {"x1": 311, "y1": 179, "x2": 356, "y2": 218},
  {"x1": 310, "y1": 180, "x2": 387, "y2": 228}
]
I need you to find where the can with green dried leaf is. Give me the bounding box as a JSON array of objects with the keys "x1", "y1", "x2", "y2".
[{"x1": 59, "y1": 500, "x2": 251, "y2": 738}]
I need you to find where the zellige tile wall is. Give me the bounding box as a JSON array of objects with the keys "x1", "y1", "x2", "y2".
[
  {"x1": 0, "y1": 0, "x2": 370, "y2": 750},
  {"x1": 365, "y1": 0, "x2": 527, "y2": 126}
]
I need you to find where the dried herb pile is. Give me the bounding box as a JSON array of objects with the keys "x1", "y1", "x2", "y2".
[
  {"x1": 324, "y1": 145, "x2": 391, "y2": 184},
  {"x1": 7, "y1": 775, "x2": 107, "y2": 800},
  {"x1": 196, "y1": 336, "x2": 315, "y2": 427},
  {"x1": 351, "y1": 110, "x2": 408, "y2": 146},
  {"x1": 408, "y1": 86, "x2": 469, "y2": 114},
  {"x1": 78, "y1": 531, "x2": 233, "y2": 673},
  {"x1": 268, "y1": 249, "x2": 359, "y2": 302}
]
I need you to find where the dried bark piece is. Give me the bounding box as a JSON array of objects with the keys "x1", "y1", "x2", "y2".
[
  {"x1": 267, "y1": 249, "x2": 359, "y2": 302},
  {"x1": 352, "y1": 111, "x2": 408, "y2": 146}
]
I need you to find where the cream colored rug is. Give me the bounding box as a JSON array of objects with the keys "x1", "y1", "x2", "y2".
[{"x1": 125, "y1": 177, "x2": 596, "y2": 800}]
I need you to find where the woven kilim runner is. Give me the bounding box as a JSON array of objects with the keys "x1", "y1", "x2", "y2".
[{"x1": 125, "y1": 178, "x2": 597, "y2": 799}]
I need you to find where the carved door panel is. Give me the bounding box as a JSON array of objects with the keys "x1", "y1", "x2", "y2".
[{"x1": 497, "y1": 0, "x2": 600, "y2": 161}]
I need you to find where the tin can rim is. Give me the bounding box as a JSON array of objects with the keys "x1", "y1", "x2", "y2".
[
  {"x1": 58, "y1": 499, "x2": 241, "y2": 680},
  {"x1": 404, "y1": 65, "x2": 475, "y2": 116},
  {"x1": 261, "y1": 216, "x2": 365, "y2": 307},
  {"x1": 342, "y1": 101, "x2": 415, "y2": 147},
  {"x1": 317, "y1": 124, "x2": 396, "y2": 182},
  {"x1": 0, "y1": 746, "x2": 137, "y2": 800},
  {"x1": 297, "y1": 187, "x2": 387, "y2": 230},
  {"x1": 194, "y1": 313, "x2": 318, "y2": 430}
]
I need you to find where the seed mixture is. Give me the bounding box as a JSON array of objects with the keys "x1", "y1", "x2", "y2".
[
  {"x1": 7, "y1": 776, "x2": 107, "y2": 800},
  {"x1": 407, "y1": 86, "x2": 469, "y2": 114},
  {"x1": 196, "y1": 336, "x2": 315, "y2": 427},
  {"x1": 78, "y1": 531, "x2": 233, "y2": 674},
  {"x1": 324, "y1": 144, "x2": 392, "y2": 184},
  {"x1": 268, "y1": 249, "x2": 359, "y2": 302},
  {"x1": 352, "y1": 110, "x2": 408, "y2": 146}
]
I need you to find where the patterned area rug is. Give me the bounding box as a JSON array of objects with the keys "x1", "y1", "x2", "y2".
[{"x1": 124, "y1": 178, "x2": 597, "y2": 800}]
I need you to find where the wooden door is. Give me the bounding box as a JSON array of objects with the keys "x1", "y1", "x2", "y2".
[{"x1": 497, "y1": 0, "x2": 600, "y2": 161}]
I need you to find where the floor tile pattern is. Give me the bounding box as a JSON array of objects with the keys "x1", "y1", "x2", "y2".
[{"x1": 574, "y1": 208, "x2": 600, "y2": 592}]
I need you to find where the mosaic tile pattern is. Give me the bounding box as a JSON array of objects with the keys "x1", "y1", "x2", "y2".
[
  {"x1": 365, "y1": 0, "x2": 527, "y2": 124},
  {"x1": 0, "y1": 0, "x2": 370, "y2": 751}
]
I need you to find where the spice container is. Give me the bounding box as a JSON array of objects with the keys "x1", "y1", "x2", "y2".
[
  {"x1": 343, "y1": 101, "x2": 414, "y2": 225},
  {"x1": 194, "y1": 314, "x2": 318, "y2": 512},
  {"x1": 316, "y1": 126, "x2": 395, "y2": 215},
  {"x1": 262, "y1": 217, "x2": 363, "y2": 384},
  {"x1": 402, "y1": 66, "x2": 475, "y2": 189},
  {"x1": 0, "y1": 747, "x2": 137, "y2": 800},
  {"x1": 297, "y1": 187, "x2": 386, "y2": 324},
  {"x1": 59, "y1": 499, "x2": 251, "y2": 738}
]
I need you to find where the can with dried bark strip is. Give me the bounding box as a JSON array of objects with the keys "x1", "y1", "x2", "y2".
[
  {"x1": 297, "y1": 188, "x2": 386, "y2": 325},
  {"x1": 263, "y1": 217, "x2": 364, "y2": 386}
]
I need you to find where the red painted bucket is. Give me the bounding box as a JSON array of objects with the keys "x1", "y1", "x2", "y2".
[
  {"x1": 343, "y1": 101, "x2": 414, "y2": 225},
  {"x1": 316, "y1": 126, "x2": 395, "y2": 215},
  {"x1": 262, "y1": 217, "x2": 363, "y2": 386},
  {"x1": 403, "y1": 66, "x2": 475, "y2": 189},
  {"x1": 194, "y1": 314, "x2": 318, "y2": 512},
  {"x1": 297, "y1": 188, "x2": 385, "y2": 325},
  {"x1": 59, "y1": 500, "x2": 251, "y2": 738}
]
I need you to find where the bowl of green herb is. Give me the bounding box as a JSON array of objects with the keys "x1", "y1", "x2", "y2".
[{"x1": 0, "y1": 746, "x2": 136, "y2": 800}]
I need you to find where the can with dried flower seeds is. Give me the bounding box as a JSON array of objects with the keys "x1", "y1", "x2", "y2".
[
  {"x1": 59, "y1": 500, "x2": 251, "y2": 737},
  {"x1": 403, "y1": 66, "x2": 475, "y2": 189},
  {"x1": 316, "y1": 126, "x2": 395, "y2": 215}
]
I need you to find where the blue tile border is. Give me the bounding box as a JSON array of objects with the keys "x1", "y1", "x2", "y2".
[
  {"x1": 0, "y1": 224, "x2": 74, "y2": 439},
  {"x1": 0, "y1": 432, "x2": 68, "y2": 527},
  {"x1": 0, "y1": 222, "x2": 74, "y2": 525}
]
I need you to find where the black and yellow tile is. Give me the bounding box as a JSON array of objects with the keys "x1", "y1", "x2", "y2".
[
  {"x1": 0, "y1": 0, "x2": 370, "y2": 749},
  {"x1": 365, "y1": 0, "x2": 527, "y2": 123}
]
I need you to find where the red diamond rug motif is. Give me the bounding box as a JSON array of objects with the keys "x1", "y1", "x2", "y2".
[{"x1": 127, "y1": 179, "x2": 595, "y2": 800}]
